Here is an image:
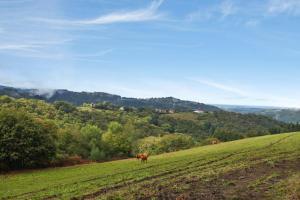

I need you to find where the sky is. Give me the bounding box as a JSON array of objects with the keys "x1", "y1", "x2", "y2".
[{"x1": 0, "y1": 0, "x2": 300, "y2": 108}]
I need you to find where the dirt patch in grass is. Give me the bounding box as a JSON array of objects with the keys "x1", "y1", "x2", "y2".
[{"x1": 132, "y1": 158, "x2": 300, "y2": 200}]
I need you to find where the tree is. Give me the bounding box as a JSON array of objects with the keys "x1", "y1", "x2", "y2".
[
  {"x1": 81, "y1": 124, "x2": 102, "y2": 143},
  {"x1": 102, "y1": 122, "x2": 131, "y2": 157},
  {"x1": 81, "y1": 124, "x2": 103, "y2": 159},
  {"x1": 89, "y1": 145, "x2": 106, "y2": 161},
  {"x1": 159, "y1": 133, "x2": 195, "y2": 152},
  {"x1": 0, "y1": 109, "x2": 57, "y2": 170}
]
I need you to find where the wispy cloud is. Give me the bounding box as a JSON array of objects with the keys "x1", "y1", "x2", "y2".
[
  {"x1": 219, "y1": 0, "x2": 237, "y2": 18},
  {"x1": 189, "y1": 78, "x2": 300, "y2": 107},
  {"x1": 187, "y1": 0, "x2": 237, "y2": 21},
  {"x1": 245, "y1": 19, "x2": 260, "y2": 27},
  {"x1": 267, "y1": 0, "x2": 300, "y2": 15},
  {"x1": 190, "y1": 78, "x2": 248, "y2": 96},
  {"x1": 0, "y1": 44, "x2": 41, "y2": 52},
  {"x1": 0, "y1": 39, "x2": 72, "y2": 52},
  {"x1": 73, "y1": 48, "x2": 113, "y2": 58},
  {"x1": 32, "y1": 0, "x2": 164, "y2": 26}
]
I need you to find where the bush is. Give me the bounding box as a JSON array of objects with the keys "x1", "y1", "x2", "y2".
[
  {"x1": 135, "y1": 133, "x2": 195, "y2": 155},
  {"x1": 0, "y1": 109, "x2": 57, "y2": 170},
  {"x1": 135, "y1": 136, "x2": 162, "y2": 155},
  {"x1": 213, "y1": 129, "x2": 244, "y2": 142},
  {"x1": 159, "y1": 133, "x2": 195, "y2": 153}
]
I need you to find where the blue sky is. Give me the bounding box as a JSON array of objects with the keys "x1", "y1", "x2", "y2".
[{"x1": 0, "y1": 0, "x2": 300, "y2": 107}]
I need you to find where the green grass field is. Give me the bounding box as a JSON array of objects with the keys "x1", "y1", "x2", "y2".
[{"x1": 1, "y1": 132, "x2": 300, "y2": 200}]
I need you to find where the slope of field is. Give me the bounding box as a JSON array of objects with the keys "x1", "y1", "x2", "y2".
[{"x1": 1, "y1": 132, "x2": 300, "y2": 200}]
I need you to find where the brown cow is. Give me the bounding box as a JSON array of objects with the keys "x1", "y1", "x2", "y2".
[{"x1": 136, "y1": 153, "x2": 149, "y2": 163}]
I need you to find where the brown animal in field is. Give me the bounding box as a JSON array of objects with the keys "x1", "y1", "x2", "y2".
[
  {"x1": 211, "y1": 138, "x2": 220, "y2": 145},
  {"x1": 136, "y1": 153, "x2": 149, "y2": 163}
]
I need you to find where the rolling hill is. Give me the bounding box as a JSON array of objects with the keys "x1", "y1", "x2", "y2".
[
  {"x1": 217, "y1": 104, "x2": 300, "y2": 124},
  {"x1": 0, "y1": 85, "x2": 220, "y2": 112},
  {"x1": 1, "y1": 132, "x2": 299, "y2": 200}
]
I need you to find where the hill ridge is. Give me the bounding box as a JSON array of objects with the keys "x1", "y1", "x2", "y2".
[{"x1": 0, "y1": 85, "x2": 220, "y2": 112}]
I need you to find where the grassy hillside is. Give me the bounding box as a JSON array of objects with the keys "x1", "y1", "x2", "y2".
[{"x1": 1, "y1": 132, "x2": 300, "y2": 200}]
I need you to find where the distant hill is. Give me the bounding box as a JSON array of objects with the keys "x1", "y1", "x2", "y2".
[
  {"x1": 216, "y1": 104, "x2": 300, "y2": 124},
  {"x1": 0, "y1": 85, "x2": 220, "y2": 112}
]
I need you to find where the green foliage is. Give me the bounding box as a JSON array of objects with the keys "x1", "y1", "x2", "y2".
[
  {"x1": 0, "y1": 108, "x2": 57, "y2": 170},
  {"x1": 102, "y1": 122, "x2": 131, "y2": 157},
  {"x1": 54, "y1": 101, "x2": 76, "y2": 113},
  {"x1": 135, "y1": 136, "x2": 162, "y2": 155},
  {"x1": 57, "y1": 125, "x2": 86, "y2": 157},
  {"x1": 136, "y1": 133, "x2": 195, "y2": 155},
  {"x1": 90, "y1": 146, "x2": 106, "y2": 161},
  {"x1": 0, "y1": 96, "x2": 13, "y2": 104},
  {"x1": 213, "y1": 129, "x2": 244, "y2": 142},
  {"x1": 159, "y1": 133, "x2": 194, "y2": 152},
  {"x1": 158, "y1": 111, "x2": 298, "y2": 141}
]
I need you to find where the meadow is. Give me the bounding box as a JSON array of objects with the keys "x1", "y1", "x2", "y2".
[{"x1": 1, "y1": 132, "x2": 300, "y2": 200}]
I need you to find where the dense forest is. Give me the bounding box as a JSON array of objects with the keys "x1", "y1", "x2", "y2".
[
  {"x1": 1, "y1": 95, "x2": 300, "y2": 171},
  {"x1": 0, "y1": 85, "x2": 220, "y2": 112}
]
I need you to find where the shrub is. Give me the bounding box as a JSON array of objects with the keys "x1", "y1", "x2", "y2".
[
  {"x1": 135, "y1": 133, "x2": 195, "y2": 155},
  {"x1": 159, "y1": 133, "x2": 195, "y2": 152},
  {"x1": 90, "y1": 146, "x2": 106, "y2": 161}
]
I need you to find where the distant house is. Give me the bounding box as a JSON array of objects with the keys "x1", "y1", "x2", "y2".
[
  {"x1": 193, "y1": 109, "x2": 204, "y2": 114},
  {"x1": 168, "y1": 109, "x2": 175, "y2": 114}
]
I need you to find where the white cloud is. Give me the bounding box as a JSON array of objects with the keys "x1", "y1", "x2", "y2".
[
  {"x1": 187, "y1": 0, "x2": 237, "y2": 21},
  {"x1": 268, "y1": 0, "x2": 300, "y2": 15},
  {"x1": 32, "y1": 0, "x2": 164, "y2": 26}
]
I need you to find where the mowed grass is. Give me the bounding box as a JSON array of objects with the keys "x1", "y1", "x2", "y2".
[{"x1": 1, "y1": 132, "x2": 300, "y2": 200}]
